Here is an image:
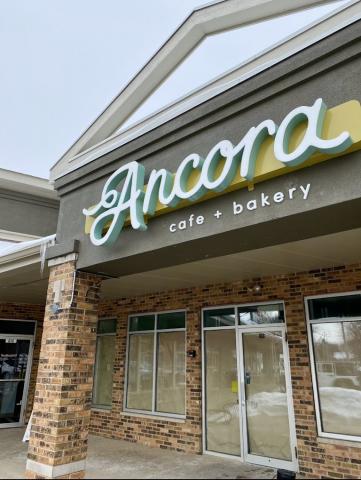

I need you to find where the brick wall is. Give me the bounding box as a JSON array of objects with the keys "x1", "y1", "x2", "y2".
[
  {"x1": 0, "y1": 303, "x2": 45, "y2": 420},
  {"x1": 5, "y1": 264, "x2": 361, "y2": 478},
  {"x1": 90, "y1": 262, "x2": 361, "y2": 479}
]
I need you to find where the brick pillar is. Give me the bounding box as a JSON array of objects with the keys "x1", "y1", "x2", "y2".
[{"x1": 25, "y1": 255, "x2": 103, "y2": 479}]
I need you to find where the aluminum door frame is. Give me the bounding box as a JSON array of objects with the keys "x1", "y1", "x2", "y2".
[{"x1": 0, "y1": 334, "x2": 35, "y2": 429}]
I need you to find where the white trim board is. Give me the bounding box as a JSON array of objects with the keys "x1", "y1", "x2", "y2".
[
  {"x1": 0, "y1": 234, "x2": 56, "y2": 274},
  {"x1": 0, "y1": 168, "x2": 57, "y2": 200},
  {"x1": 50, "y1": 0, "x2": 360, "y2": 181},
  {"x1": 0, "y1": 230, "x2": 40, "y2": 243}
]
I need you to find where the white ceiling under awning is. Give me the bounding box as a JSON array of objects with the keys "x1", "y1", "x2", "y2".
[
  {"x1": 101, "y1": 228, "x2": 361, "y2": 298},
  {"x1": 2, "y1": 228, "x2": 361, "y2": 304}
]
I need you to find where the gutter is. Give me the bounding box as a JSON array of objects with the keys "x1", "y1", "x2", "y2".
[{"x1": 0, "y1": 234, "x2": 56, "y2": 275}]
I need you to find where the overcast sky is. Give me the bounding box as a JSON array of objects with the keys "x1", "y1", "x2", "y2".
[{"x1": 0, "y1": 0, "x2": 349, "y2": 179}]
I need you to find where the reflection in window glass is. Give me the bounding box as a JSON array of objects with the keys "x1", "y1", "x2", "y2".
[
  {"x1": 204, "y1": 308, "x2": 235, "y2": 328},
  {"x1": 93, "y1": 335, "x2": 116, "y2": 407},
  {"x1": 205, "y1": 330, "x2": 240, "y2": 456},
  {"x1": 238, "y1": 303, "x2": 284, "y2": 326},
  {"x1": 0, "y1": 339, "x2": 30, "y2": 380},
  {"x1": 127, "y1": 334, "x2": 154, "y2": 411},
  {"x1": 0, "y1": 339, "x2": 31, "y2": 424},
  {"x1": 97, "y1": 318, "x2": 117, "y2": 335},
  {"x1": 311, "y1": 320, "x2": 361, "y2": 437},
  {"x1": 129, "y1": 315, "x2": 155, "y2": 332},
  {"x1": 243, "y1": 331, "x2": 291, "y2": 461},
  {"x1": 309, "y1": 294, "x2": 361, "y2": 320},
  {"x1": 157, "y1": 312, "x2": 185, "y2": 330},
  {"x1": 0, "y1": 321, "x2": 35, "y2": 336},
  {"x1": 156, "y1": 332, "x2": 185, "y2": 415}
]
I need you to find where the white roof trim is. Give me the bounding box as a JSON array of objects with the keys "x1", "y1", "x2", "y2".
[
  {"x1": 51, "y1": 0, "x2": 361, "y2": 181},
  {"x1": 0, "y1": 235, "x2": 56, "y2": 274},
  {"x1": 0, "y1": 168, "x2": 57, "y2": 200},
  {"x1": 0, "y1": 230, "x2": 40, "y2": 243}
]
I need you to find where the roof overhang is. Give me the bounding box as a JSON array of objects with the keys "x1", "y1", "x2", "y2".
[
  {"x1": 1, "y1": 229, "x2": 361, "y2": 303},
  {"x1": 0, "y1": 168, "x2": 57, "y2": 200},
  {"x1": 100, "y1": 227, "x2": 361, "y2": 297},
  {"x1": 0, "y1": 236, "x2": 56, "y2": 303},
  {"x1": 0, "y1": 235, "x2": 56, "y2": 274},
  {"x1": 50, "y1": 0, "x2": 361, "y2": 181}
]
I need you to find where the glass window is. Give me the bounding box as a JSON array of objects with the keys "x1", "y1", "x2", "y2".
[
  {"x1": 309, "y1": 294, "x2": 361, "y2": 320},
  {"x1": 127, "y1": 334, "x2": 154, "y2": 411},
  {"x1": 238, "y1": 303, "x2": 284, "y2": 326},
  {"x1": 157, "y1": 312, "x2": 185, "y2": 330},
  {"x1": 125, "y1": 311, "x2": 186, "y2": 417},
  {"x1": 0, "y1": 339, "x2": 31, "y2": 424},
  {"x1": 204, "y1": 308, "x2": 235, "y2": 328},
  {"x1": 242, "y1": 331, "x2": 292, "y2": 461},
  {"x1": 0, "y1": 321, "x2": 35, "y2": 336},
  {"x1": 156, "y1": 332, "x2": 185, "y2": 415},
  {"x1": 204, "y1": 329, "x2": 240, "y2": 455},
  {"x1": 92, "y1": 319, "x2": 116, "y2": 409},
  {"x1": 97, "y1": 318, "x2": 116, "y2": 334},
  {"x1": 129, "y1": 315, "x2": 155, "y2": 332},
  {"x1": 308, "y1": 294, "x2": 361, "y2": 440}
]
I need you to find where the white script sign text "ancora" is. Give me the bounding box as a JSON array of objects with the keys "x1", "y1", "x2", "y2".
[{"x1": 83, "y1": 98, "x2": 353, "y2": 247}]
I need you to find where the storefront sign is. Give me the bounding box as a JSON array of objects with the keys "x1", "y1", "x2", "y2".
[
  {"x1": 168, "y1": 183, "x2": 311, "y2": 233},
  {"x1": 83, "y1": 98, "x2": 361, "y2": 246}
]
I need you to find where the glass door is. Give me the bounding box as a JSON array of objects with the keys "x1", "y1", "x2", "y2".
[
  {"x1": 204, "y1": 329, "x2": 241, "y2": 456},
  {"x1": 238, "y1": 327, "x2": 297, "y2": 470},
  {"x1": 0, "y1": 336, "x2": 33, "y2": 427}
]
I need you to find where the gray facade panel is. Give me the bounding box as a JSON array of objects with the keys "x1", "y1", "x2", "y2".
[
  {"x1": 74, "y1": 153, "x2": 361, "y2": 275},
  {"x1": 0, "y1": 189, "x2": 59, "y2": 237}
]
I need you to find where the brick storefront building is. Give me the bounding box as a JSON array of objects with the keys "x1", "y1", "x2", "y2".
[{"x1": 1, "y1": 1, "x2": 361, "y2": 479}]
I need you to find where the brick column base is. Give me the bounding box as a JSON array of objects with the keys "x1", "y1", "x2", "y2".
[
  {"x1": 25, "y1": 461, "x2": 85, "y2": 479},
  {"x1": 25, "y1": 255, "x2": 103, "y2": 479}
]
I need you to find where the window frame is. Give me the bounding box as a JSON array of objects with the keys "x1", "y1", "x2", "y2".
[
  {"x1": 124, "y1": 309, "x2": 187, "y2": 419},
  {"x1": 305, "y1": 290, "x2": 361, "y2": 443},
  {"x1": 92, "y1": 317, "x2": 117, "y2": 410},
  {"x1": 202, "y1": 300, "x2": 286, "y2": 331}
]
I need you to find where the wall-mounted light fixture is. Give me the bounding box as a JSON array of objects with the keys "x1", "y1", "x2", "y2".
[
  {"x1": 50, "y1": 278, "x2": 65, "y2": 315},
  {"x1": 247, "y1": 284, "x2": 262, "y2": 294}
]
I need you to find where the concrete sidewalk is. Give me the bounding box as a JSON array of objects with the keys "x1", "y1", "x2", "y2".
[{"x1": 0, "y1": 428, "x2": 276, "y2": 479}]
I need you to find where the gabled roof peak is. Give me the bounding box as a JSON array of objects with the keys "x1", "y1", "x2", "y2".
[{"x1": 51, "y1": 0, "x2": 361, "y2": 181}]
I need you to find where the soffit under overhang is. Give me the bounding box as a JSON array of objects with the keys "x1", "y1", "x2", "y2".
[{"x1": 2, "y1": 228, "x2": 361, "y2": 304}]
